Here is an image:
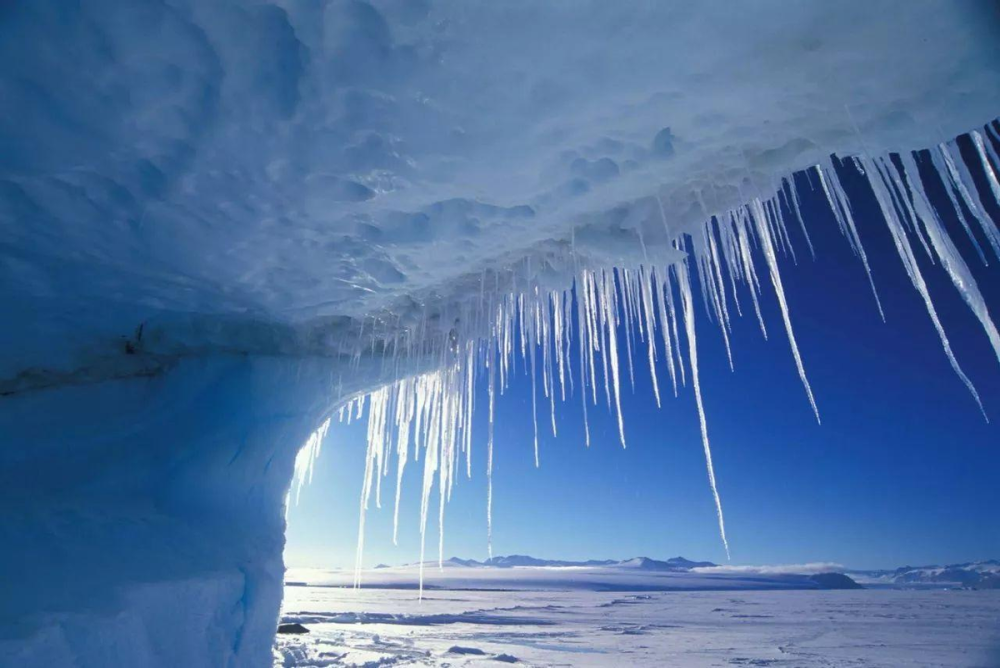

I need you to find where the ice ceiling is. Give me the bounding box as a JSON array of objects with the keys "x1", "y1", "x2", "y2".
[{"x1": 3, "y1": 0, "x2": 1000, "y2": 385}]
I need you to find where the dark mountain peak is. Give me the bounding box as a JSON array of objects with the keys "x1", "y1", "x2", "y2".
[
  {"x1": 665, "y1": 556, "x2": 717, "y2": 569},
  {"x1": 443, "y1": 557, "x2": 482, "y2": 567},
  {"x1": 810, "y1": 573, "x2": 863, "y2": 590},
  {"x1": 453, "y1": 554, "x2": 721, "y2": 570},
  {"x1": 617, "y1": 556, "x2": 717, "y2": 571}
]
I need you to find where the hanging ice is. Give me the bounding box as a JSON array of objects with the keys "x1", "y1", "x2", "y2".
[
  {"x1": 290, "y1": 418, "x2": 331, "y2": 508},
  {"x1": 333, "y1": 123, "x2": 1000, "y2": 596},
  {"x1": 751, "y1": 198, "x2": 821, "y2": 423},
  {"x1": 676, "y1": 257, "x2": 731, "y2": 561}
]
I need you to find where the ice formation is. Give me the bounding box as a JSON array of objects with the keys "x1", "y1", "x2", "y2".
[
  {"x1": 339, "y1": 146, "x2": 1000, "y2": 593},
  {"x1": 2, "y1": 1, "x2": 1000, "y2": 666}
]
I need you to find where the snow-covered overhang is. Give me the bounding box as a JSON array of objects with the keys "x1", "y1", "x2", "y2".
[{"x1": 1, "y1": 0, "x2": 999, "y2": 383}]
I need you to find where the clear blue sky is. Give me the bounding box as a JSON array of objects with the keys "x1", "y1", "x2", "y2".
[{"x1": 286, "y1": 151, "x2": 1000, "y2": 571}]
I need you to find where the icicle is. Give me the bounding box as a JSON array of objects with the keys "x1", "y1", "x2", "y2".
[
  {"x1": 861, "y1": 156, "x2": 987, "y2": 419},
  {"x1": 652, "y1": 267, "x2": 679, "y2": 397},
  {"x1": 676, "y1": 259, "x2": 730, "y2": 560},
  {"x1": 877, "y1": 157, "x2": 935, "y2": 261},
  {"x1": 704, "y1": 223, "x2": 735, "y2": 371},
  {"x1": 392, "y1": 380, "x2": 412, "y2": 544},
  {"x1": 581, "y1": 270, "x2": 599, "y2": 406},
  {"x1": 528, "y1": 310, "x2": 540, "y2": 467},
  {"x1": 291, "y1": 418, "x2": 331, "y2": 507},
  {"x1": 538, "y1": 291, "x2": 557, "y2": 438},
  {"x1": 355, "y1": 387, "x2": 390, "y2": 587},
  {"x1": 417, "y1": 376, "x2": 440, "y2": 599},
  {"x1": 576, "y1": 277, "x2": 592, "y2": 447},
  {"x1": 789, "y1": 174, "x2": 817, "y2": 259},
  {"x1": 563, "y1": 286, "x2": 575, "y2": 397},
  {"x1": 639, "y1": 265, "x2": 661, "y2": 407},
  {"x1": 552, "y1": 291, "x2": 567, "y2": 402},
  {"x1": 601, "y1": 270, "x2": 627, "y2": 448},
  {"x1": 786, "y1": 176, "x2": 807, "y2": 239},
  {"x1": 941, "y1": 141, "x2": 1000, "y2": 260},
  {"x1": 696, "y1": 249, "x2": 715, "y2": 322},
  {"x1": 820, "y1": 163, "x2": 886, "y2": 321},
  {"x1": 486, "y1": 343, "x2": 496, "y2": 559},
  {"x1": 714, "y1": 217, "x2": 743, "y2": 318},
  {"x1": 663, "y1": 273, "x2": 686, "y2": 387},
  {"x1": 973, "y1": 129, "x2": 1000, "y2": 208},
  {"x1": 750, "y1": 199, "x2": 821, "y2": 423},
  {"x1": 619, "y1": 270, "x2": 638, "y2": 392},
  {"x1": 930, "y1": 145, "x2": 990, "y2": 264},
  {"x1": 596, "y1": 271, "x2": 613, "y2": 412},
  {"x1": 464, "y1": 343, "x2": 475, "y2": 478},
  {"x1": 769, "y1": 196, "x2": 798, "y2": 265},
  {"x1": 897, "y1": 154, "x2": 1000, "y2": 373},
  {"x1": 732, "y1": 213, "x2": 769, "y2": 339}
]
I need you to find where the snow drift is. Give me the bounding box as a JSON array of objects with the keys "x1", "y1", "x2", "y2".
[{"x1": 2, "y1": 1, "x2": 1000, "y2": 666}]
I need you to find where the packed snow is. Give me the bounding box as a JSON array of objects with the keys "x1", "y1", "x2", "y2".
[
  {"x1": 3, "y1": 1, "x2": 1000, "y2": 383},
  {"x1": 273, "y1": 567, "x2": 1000, "y2": 667},
  {"x1": 3, "y1": 1, "x2": 1000, "y2": 666}
]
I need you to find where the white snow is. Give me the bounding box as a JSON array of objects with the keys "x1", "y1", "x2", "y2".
[{"x1": 273, "y1": 578, "x2": 1000, "y2": 667}]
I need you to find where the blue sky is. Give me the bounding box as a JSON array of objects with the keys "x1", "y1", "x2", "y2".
[{"x1": 286, "y1": 152, "x2": 1000, "y2": 571}]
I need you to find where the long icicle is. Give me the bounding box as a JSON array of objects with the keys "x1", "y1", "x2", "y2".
[
  {"x1": 750, "y1": 199, "x2": 821, "y2": 423},
  {"x1": 862, "y1": 156, "x2": 988, "y2": 419},
  {"x1": 897, "y1": 153, "x2": 1000, "y2": 372},
  {"x1": 602, "y1": 269, "x2": 627, "y2": 448},
  {"x1": 676, "y1": 259, "x2": 730, "y2": 560},
  {"x1": 486, "y1": 341, "x2": 497, "y2": 559},
  {"x1": 821, "y1": 162, "x2": 886, "y2": 321}
]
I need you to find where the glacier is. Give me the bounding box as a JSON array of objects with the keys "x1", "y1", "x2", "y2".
[{"x1": 2, "y1": 1, "x2": 1000, "y2": 666}]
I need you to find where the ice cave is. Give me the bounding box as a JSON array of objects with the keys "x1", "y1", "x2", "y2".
[{"x1": 2, "y1": 1, "x2": 1000, "y2": 666}]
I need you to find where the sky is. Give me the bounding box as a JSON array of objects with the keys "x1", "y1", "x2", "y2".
[{"x1": 285, "y1": 148, "x2": 1000, "y2": 572}]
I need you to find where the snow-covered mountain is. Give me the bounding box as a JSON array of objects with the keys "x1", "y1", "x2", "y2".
[
  {"x1": 850, "y1": 560, "x2": 1000, "y2": 589},
  {"x1": 421, "y1": 555, "x2": 717, "y2": 570},
  {"x1": 485, "y1": 555, "x2": 614, "y2": 568},
  {"x1": 289, "y1": 557, "x2": 864, "y2": 592},
  {"x1": 618, "y1": 557, "x2": 718, "y2": 571},
  {"x1": 390, "y1": 555, "x2": 997, "y2": 590}
]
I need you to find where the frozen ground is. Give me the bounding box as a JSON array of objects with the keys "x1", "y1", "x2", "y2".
[{"x1": 275, "y1": 583, "x2": 1000, "y2": 667}]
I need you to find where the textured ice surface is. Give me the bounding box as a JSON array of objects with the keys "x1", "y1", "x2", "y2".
[
  {"x1": 3, "y1": 0, "x2": 1000, "y2": 382},
  {"x1": 274, "y1": 584, "x2": 1000, "y2": 667}
]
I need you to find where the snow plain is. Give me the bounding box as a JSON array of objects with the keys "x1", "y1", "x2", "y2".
[{"x1": 275, "y1": 572, "x2": 1000, "y2": 667}]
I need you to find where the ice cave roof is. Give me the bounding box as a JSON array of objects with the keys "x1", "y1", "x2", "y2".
[{"x1": 2, "y1": 0, "x2": 999, "y2": 379}]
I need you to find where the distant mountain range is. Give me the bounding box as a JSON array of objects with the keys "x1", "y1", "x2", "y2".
[
  {"x1": 387, "y1": 555, "x2": 720, "y2": 571},
  {"x1": 374, "y1": 555, "x2": 999, "y2": 590},
  {"x1": 849, "y1": 560, "x2": 1000, "y2": 589},
  {"x1": 329, "y1": 555, "x2": 863, "y2": 591}
]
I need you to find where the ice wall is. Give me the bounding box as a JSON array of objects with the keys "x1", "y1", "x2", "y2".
[
  {"x1": 2, "y1": 1, "x2": 1000, "y2": 666},
  {"x1": 0, "y1": 355, "x2": 400, "y2": 667}
]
